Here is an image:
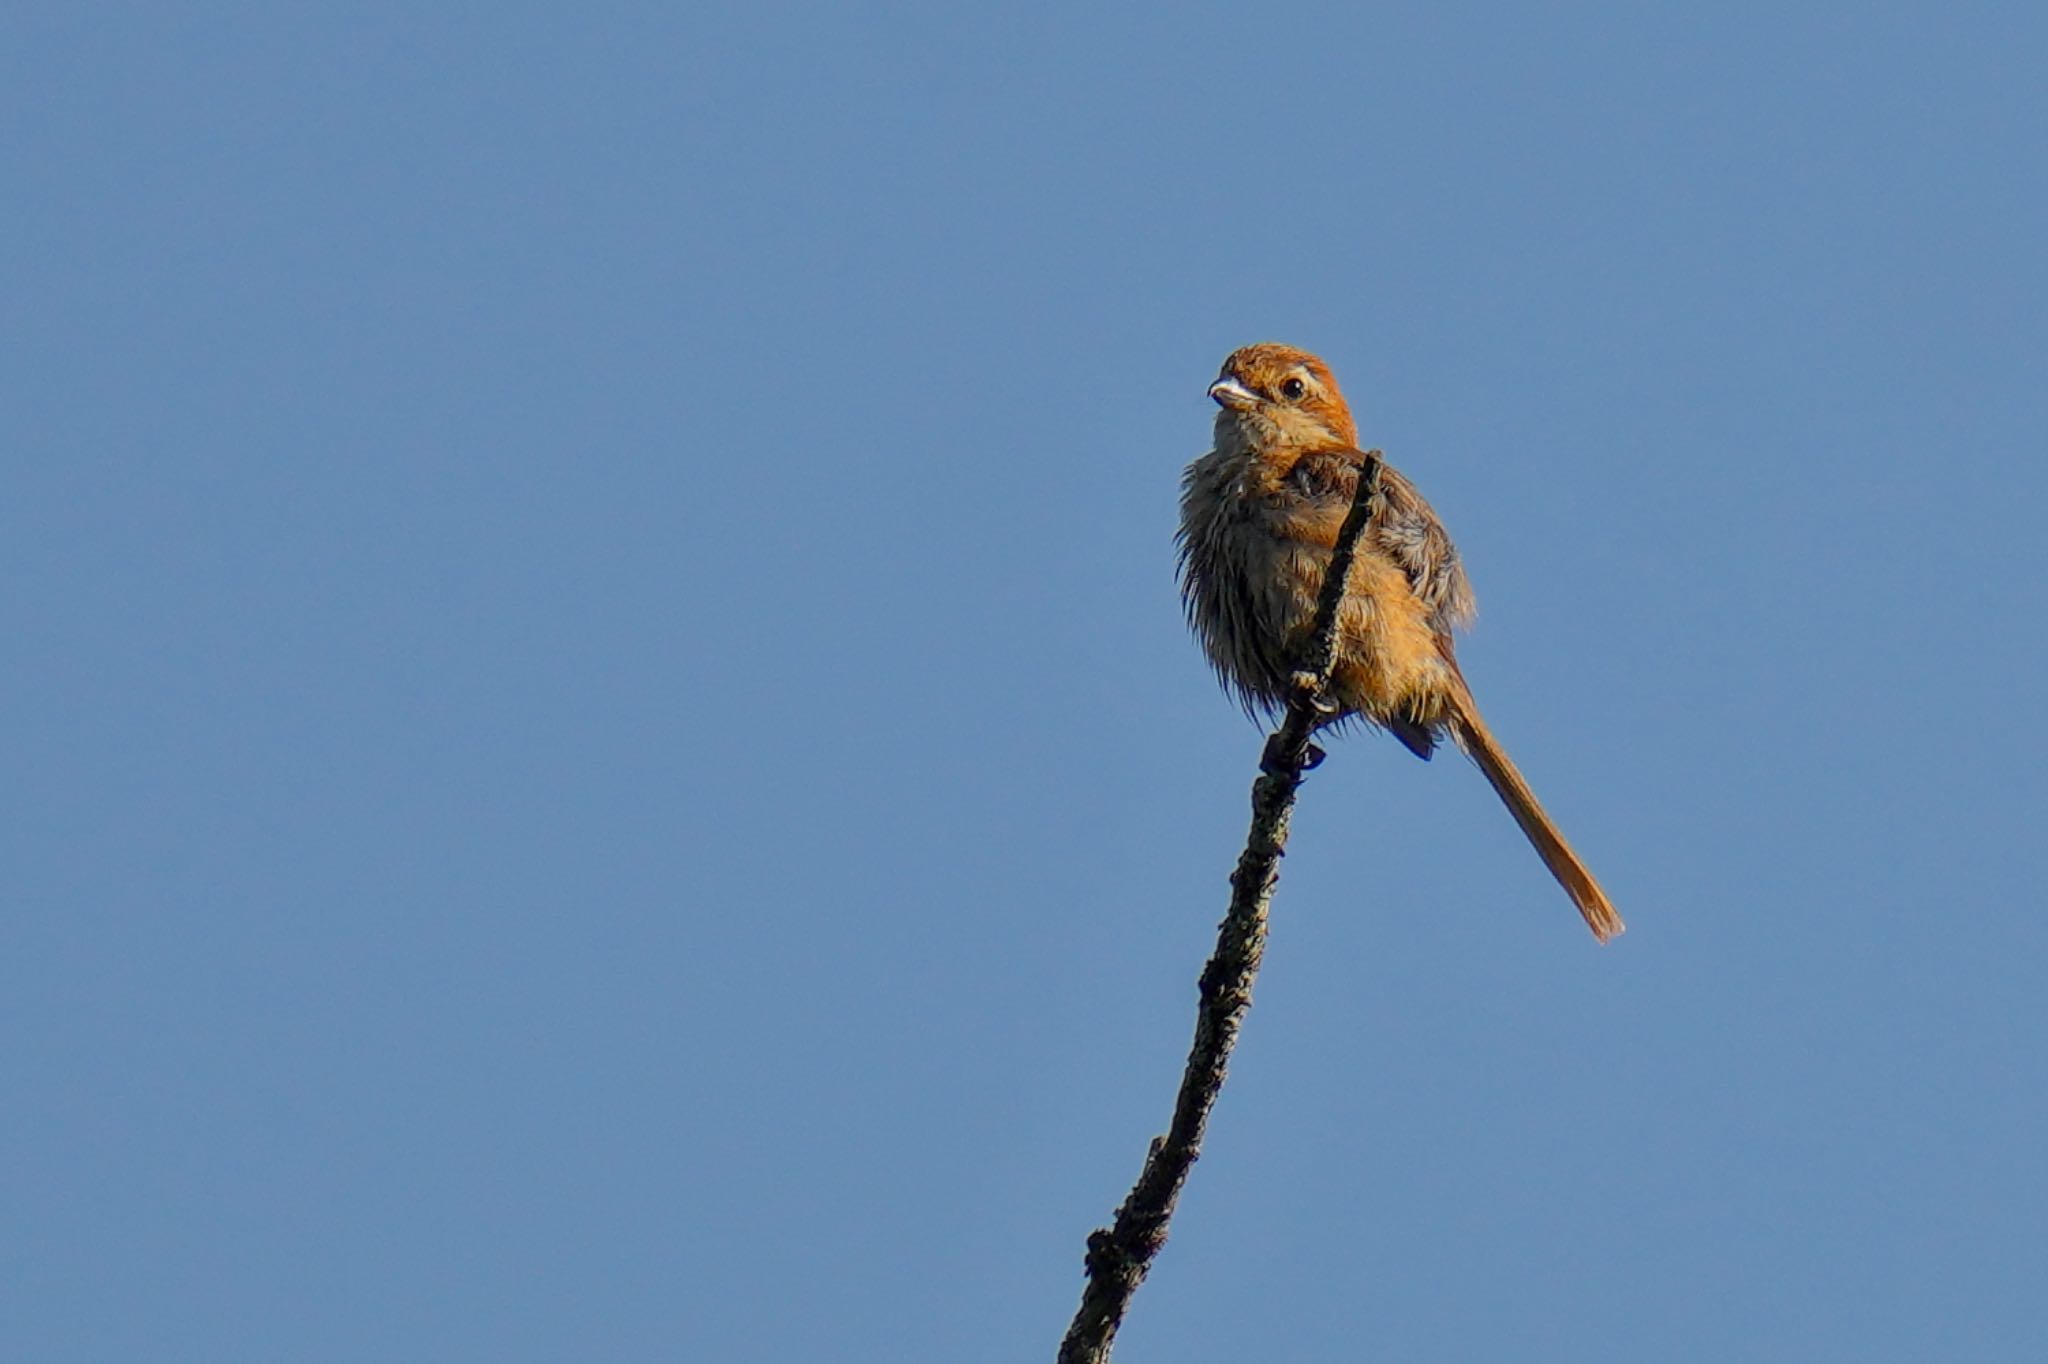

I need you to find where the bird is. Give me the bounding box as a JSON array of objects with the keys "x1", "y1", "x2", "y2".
[{"x1": 1177, "y1": 342, "x2": 1624, "y2": 943}]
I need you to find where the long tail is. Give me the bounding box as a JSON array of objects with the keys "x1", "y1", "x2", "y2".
[{"x1": 1443, "y1": 685, "x2": 1624, "y2": 944}]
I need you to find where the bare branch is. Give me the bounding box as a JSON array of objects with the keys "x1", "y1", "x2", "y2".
[{"x1": 1058, "y1": 452, "x2": 1385, "y2": 1364}]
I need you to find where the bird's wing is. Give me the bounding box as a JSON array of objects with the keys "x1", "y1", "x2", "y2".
[
  {"x1": 1369, "y1": 461, "x2": 1477, "y2": 643},
  {"x1": 1283, "y1": 449, "x2": 1476, "y2": 642}
]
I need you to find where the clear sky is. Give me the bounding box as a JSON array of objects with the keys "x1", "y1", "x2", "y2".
[{"x1": 6, "y1": 4, "x2": 2045, "y2": 1361}]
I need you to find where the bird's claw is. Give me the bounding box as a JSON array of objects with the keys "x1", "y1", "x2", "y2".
[
  {"x1": 1289, "y1": 671, "x2": 1341, "y2": 715},
  {"x1": 1260, "y1": 735, "x2": 1328, "y2": 774}
]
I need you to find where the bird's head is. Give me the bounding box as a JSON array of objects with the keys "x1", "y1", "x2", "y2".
[{"x1": 1207, "y1": 343, "x2": 1358, "y2": 452}]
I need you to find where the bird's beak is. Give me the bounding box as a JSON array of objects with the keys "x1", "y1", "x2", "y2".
[{"x1": 1208, "y1": 378, "x2": 1259, "y2": 412}]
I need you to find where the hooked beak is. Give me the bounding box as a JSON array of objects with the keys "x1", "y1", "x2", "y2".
[{"x1": 1208, "y1": 377, "x2": 1259, "y2": 412}]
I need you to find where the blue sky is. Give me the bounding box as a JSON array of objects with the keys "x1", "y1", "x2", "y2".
[{"x1": 6, "y1": 4, "x2": 2045, "y2": 1360}]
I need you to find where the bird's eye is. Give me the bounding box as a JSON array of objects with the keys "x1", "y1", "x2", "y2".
[{"x1": 1280, "y1": 377, "x2": 1307, "y2": 401}]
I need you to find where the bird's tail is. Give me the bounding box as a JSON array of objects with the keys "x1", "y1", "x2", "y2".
[{"x1": 1443, "y1": 684, "x2": 1624, "y2": 944}]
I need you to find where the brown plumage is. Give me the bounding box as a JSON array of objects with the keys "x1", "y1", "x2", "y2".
[{"x1": 1177, "y1": 343, "x2": 1623, "y2": 943}]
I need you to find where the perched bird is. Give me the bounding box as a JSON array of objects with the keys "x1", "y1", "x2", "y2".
[{"x1": 1178, "y1": 343, "x2": 1624, "y2": 943}]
